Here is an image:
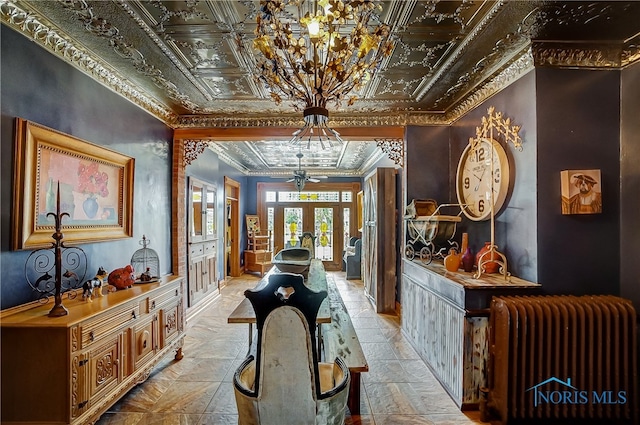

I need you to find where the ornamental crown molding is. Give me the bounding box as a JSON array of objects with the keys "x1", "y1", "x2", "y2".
[
  {"x1": 0, "y1": 0, "x2": 177, "y2": 124},
  {"x1": 532, "y1": 41, "x2": 640, "y2": 69}
]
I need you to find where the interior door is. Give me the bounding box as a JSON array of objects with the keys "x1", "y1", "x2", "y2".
[
  {"x1": 274, "y1": 204, "x2": 343, "y2": 270},
  {"x1": 363, "y1": 175, "x2": 377, "y2": 303},
  {"x1": 224, "y1": 177, "x2": 241, "y2": 278}
]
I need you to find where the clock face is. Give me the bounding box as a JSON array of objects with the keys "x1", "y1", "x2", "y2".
[{"x1": 456, "y1": 138, "x2": 510, "y2": 221}]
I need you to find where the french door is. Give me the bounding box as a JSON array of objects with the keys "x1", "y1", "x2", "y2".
[
  {"x1": 258, "y1": 182, "x2": 361, "y2": 271},
  {"x1": 274, "y1": 204, "x2": 343, "y2": 270}
]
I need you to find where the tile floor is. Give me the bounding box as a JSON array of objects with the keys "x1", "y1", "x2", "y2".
[{"x1": 96, "y1": 271, "x2": 487, "y2": 425}]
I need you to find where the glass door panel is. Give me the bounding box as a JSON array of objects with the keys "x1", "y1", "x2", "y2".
[
  {"x1": 314, "y1": 207, "x2": 333, "y2": 261},
  {"x1": 284, "y1": 207, "x2": 303, "y2": 249},
  {"x1": 205, "y1": 187, "x2": 216, "y2": 238}
]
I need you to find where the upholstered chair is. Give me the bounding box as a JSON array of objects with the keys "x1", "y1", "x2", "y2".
[
  {"x1": 343, "y1": 239, "x2": 362, "y2": 280},
  {"x1": 233, "y1": 272, "x2": 350, "y2": 425}
]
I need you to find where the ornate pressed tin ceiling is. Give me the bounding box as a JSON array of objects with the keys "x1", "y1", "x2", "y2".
[{"x1": 2, "y1": 1, "x2": 639, "y2": 175}]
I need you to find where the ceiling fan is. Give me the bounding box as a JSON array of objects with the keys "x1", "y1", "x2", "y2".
[{"x1": 287, "y1": 152, "x2": 327, "y2": 191}]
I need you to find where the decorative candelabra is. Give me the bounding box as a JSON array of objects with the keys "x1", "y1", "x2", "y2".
[
  {"x1": 24, "y1": 182, "x2": 87, "y2": 316},
  {"x1": 472, "y1": 107, "x2": 522, "y2": 281}
]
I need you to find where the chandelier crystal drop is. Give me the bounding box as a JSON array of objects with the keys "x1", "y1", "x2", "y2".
[{"x1": 253, "y1": 0, "x2": 393, "y2": 148}]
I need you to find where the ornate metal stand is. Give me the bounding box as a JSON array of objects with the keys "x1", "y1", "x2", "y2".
[
  {"x1": 24, "y1": 182, "x2": 87, "y2": 316},
  {"x1": 470, "y1": 107, "x2": 523, "y2": 281}
]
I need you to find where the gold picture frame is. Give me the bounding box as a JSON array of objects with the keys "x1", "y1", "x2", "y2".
[{"x1": 12, "y1": 118, "x2": 135, "y2": 250}]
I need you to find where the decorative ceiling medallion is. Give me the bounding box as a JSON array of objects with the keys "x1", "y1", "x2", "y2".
[
  {"x1": 183, "y1": 139, "x2": 210, "y2": 166},
  {"x1": 0, "y1": 0, "x2": 176, "y2": 124},
  {"x1": 375, "y1": 138, "x2": 404, "y2": 167},
  {"x1": 532, "y1": 43, "x2": 623, "y2": 68}
]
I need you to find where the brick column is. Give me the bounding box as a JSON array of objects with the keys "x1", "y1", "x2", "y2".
[{"x1": 172, "y1": 137, "x2": 187, "y2": 280}]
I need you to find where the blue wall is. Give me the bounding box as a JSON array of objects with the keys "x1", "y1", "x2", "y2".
[
  {"x1": 535, "y1": 67, "x2": 621, "y2": 295},
  {"x1": 1, "y1": 25, "x2": 173, "y2": 308}
]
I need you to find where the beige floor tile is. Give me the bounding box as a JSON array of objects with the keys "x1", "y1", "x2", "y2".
[
  {"x1": 135, "y1": 413, "x2": 203, "y2": 425},
  {"x1": 197, "y1": 413, "x2": 239, "y2": 425},
  {"x1": 150, "y1": 381, "x2": 221, "y2": 414}
]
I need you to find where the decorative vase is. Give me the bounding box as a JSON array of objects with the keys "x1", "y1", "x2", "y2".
[
  {"x1": 475, "y1": 242, "x2": 500, "y2": 274},
  {"x1": 444, "y1": 248, "x2": 461, "y2": 272},
  {"x1": 83, "y1": 195, "x2": 99, "y2": 218},
  {"x1": 461, "y1": 247, "x2": 475, "y2": 272},
  {"x1": 460, "y1": 233, "x2": 468, "y2": 255}
]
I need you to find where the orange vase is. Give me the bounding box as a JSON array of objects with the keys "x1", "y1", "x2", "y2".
[
  {"x1": 444, "y1": 248, "x2": 461, "y2": 272},
  {"x1": 475, "y1": 242, "x2": 500, "y2": 274}
]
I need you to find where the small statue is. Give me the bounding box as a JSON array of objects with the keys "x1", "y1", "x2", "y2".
[
  {"x1": 82, "y1": 277, "x2": 103, "y2": 301},
  {"x1": 81, "y1": 280, "x2": 94, "y2": 302},
  {"x1": 139, "y1": 267, "x2": 152, "y2": 282},
  {"x1": 108, "y1": 265, "x2": 135, "y2": 290},
  {"x1": 93, "y1": 267, "x2": 108, "y2": 297},
  {"x1": 95, "y1": 266, "x2": 108, "y2": 283}
]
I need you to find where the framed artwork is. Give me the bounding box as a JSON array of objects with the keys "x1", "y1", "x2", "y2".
[
  {"x1": 12, "y1": 118, "x2": 135, "y2": 249},
  {"x1": 560, "y1": 169, "x2": 602, "y2": 215},
  {"x1": 246, "y1": 214, "x2": 260, "y2": 237}
]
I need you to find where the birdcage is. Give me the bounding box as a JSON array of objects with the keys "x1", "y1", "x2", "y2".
[{"x1": 130, "y1": 235, "x2": 159, "y2": 282}]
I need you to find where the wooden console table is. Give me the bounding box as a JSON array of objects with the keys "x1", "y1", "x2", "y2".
[
  {"x1": 1, "y1": 276, "x2": 185, "y2": 425},
  {"x1": 401, "y1": 259, "x2": 540, "y2": 410}
]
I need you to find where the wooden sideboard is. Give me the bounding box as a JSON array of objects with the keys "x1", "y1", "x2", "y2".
[
  {"x1": 401, "y1": 259, "x2": 540, "y2": 409},
  {"x1": 1, "y1": 276, "x2": 185, "y2": 425}
]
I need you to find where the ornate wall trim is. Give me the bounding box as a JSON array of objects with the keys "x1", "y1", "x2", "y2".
[
  {"x1": 182, "y1": 139, "x2": 210, "y2": 166},
  {"x1": 532, "y1": 42, "x2": 628, "y2": 69}
]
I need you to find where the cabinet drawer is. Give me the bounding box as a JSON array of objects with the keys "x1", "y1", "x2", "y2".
[
  {"x1": 203, "y1": 241, "x2": 216, "y2": 255},
  {"x1": 133, "y1": 318, "x2": 156, "y2": 369},
  {"x1": 150, "y1": 284, "x2": 181, "y2": 311},
  {"x1": 80, "y1": 304, "x2": 140, "y2": 349},
  {"x1": 189, "y1": 243, "x2": 204, "y2": 257}
]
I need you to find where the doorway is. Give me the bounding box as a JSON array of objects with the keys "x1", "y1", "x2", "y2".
[
  {"x1": 224, "y1": 177, "x2": 241, "y2": 279},
  {"x1": 257, "y1": 182, "x2": 360, "y2": 271},
  {"x1": 274, "y1": 204, "x2": 341, "y2": 266}
]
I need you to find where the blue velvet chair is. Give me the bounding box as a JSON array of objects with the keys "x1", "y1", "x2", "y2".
[
  {"x1": 341, "y1": 237, "x2": 359, "y2": 271},
  {"x1": 343, "y1": 238, "x2": 362, "y2": 280}
]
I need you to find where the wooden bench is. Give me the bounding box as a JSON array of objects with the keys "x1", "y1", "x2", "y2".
[{"x1": 322, "y1": 278, "x2": 368, "y2": 415}]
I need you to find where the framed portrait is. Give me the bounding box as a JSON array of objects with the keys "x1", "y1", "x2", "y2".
[
  {"x1": 12, "y1": 118, "x2": 135, "y2": 249},
  {"x1": 560, "y1": 169, "x2": 602, "y2": 215}
]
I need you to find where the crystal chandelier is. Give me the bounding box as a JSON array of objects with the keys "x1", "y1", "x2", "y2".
[{"x1": 254, "y1": 0, "x2": 393, "y2": 148}]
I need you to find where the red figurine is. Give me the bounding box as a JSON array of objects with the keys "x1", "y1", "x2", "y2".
[{"x1": 108, "y1": 265, "x2": 135, "y2": 290}]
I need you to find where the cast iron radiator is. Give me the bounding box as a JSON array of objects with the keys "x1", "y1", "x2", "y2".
[{"x1": 487, "y1": 295, "x2": 638, "y2": 424}]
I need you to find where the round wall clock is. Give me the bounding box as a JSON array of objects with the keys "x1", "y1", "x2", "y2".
[{"x1": 456, "y1": 138, "x2": 510, "y2": 221}]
